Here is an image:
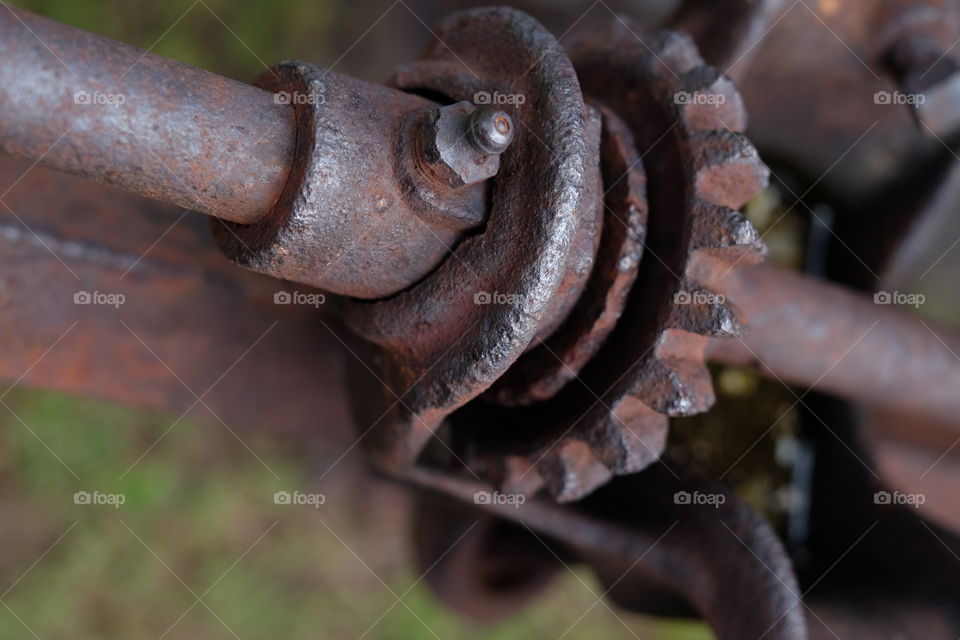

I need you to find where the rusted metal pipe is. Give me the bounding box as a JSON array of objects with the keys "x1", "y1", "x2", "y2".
[
  {"x1": 698, "y1": 258, "x2": 960, "y2": 426},
  {"x1": 0, "y1": 7, "x2": 497, "y2": 299},
  {"x1": 0, "y1": 5, "x2": 295, "y2": 224}
]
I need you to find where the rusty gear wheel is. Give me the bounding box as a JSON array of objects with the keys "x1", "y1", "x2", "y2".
[
  {"x1": 341, "y1": 8, "x2": 768, "y2": 504},
  {"x1": 454, "y1": 22, "x2": 769, "y2": 502}
]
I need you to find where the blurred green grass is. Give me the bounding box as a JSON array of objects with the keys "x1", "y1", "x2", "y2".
[
  {"x1": 2, "y1": 1, "x2": 714, "y2": 637},
  {"x1": 0, "y1": 388, "x2": 713, "y2": 639},
  {"x1": 15, "y1": 0, "x2": 337, "y2": 79}
]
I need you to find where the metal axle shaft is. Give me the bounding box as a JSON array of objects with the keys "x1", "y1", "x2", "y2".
[{"x1": 0, "y1": 5, "x2": 295, "y2": 224}]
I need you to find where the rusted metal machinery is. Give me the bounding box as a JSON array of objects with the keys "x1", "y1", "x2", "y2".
[{"x1": 1, "y1": 2, "x2": 959, "y2": 639}]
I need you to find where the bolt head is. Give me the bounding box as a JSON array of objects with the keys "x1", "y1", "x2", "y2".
[
  {"x1": 468, "y1": 107, "x2": 515, "y2": 155},
  {"x1": 421, "y1": 101, "x2": 511, "y2": 188}
]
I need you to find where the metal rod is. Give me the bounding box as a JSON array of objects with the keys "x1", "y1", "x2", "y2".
[
  {"x1": 0, "y1": 6, "x2": 295, "y2": 224},
  {"x1": 701, "y1": 260, "x2": 960, "y2": 426},
  {"x1": 402, "y1": 465, "x2": 806, "y2": 640}
]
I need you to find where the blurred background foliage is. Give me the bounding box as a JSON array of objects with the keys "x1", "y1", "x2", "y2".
[
  {"x1": 2, "y1": 0, "x2": 709, "y2": 638},
  {"x1": 0, "y1": 386, "x2": 712, "y2": 639}
]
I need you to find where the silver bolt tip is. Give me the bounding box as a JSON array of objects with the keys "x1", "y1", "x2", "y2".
[{"x1": 468, "y1": 107, "x2": 515, "y2": 155}]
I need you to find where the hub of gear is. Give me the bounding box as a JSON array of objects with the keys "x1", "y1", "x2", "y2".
[{"x1": 341, "y1": 8, "x2": 768, "y2": 503}]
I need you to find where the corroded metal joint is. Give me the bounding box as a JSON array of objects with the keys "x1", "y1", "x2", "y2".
[
  {"x1": 213, "y1": 61, "x2": 481, "y2": 300},
  {"x1": 207, "y1": 14, "x2": 769, "y2": 519},
  {"x1": 344, "y1": 9, "x2": 770, "y2": 510}
]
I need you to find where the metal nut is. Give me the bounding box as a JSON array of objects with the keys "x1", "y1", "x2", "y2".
[{"x1": 420, "y1": 101, "x2": 514, "y2": 188}]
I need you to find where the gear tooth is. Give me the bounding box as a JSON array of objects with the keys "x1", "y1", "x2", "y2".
[
  {"x1": 661, "y1": 356, "x2": 714, "y2": 416},
  {"x1": 578, "y1": 396, "x2": 668, "y2": 474},
  {"x1": 632, "y1": 356, "x2": 714, "y2": 416},
  {"x1": 673, "y1": 67, "x2": 748, "y2": 132},
  {"x1": 625, "y1": 330, "x2": 714, "y2": 416},
  {"x1": 690, "y1": 130, "x2": 769, "y2": 209},
  {"x1": 670, "y1": 280, "x2": 746, "y2": 338},
  {"x1": 689, "y1": 200, "x2": 767, "y2": 254},
  {"x1": 714, "y1": 302, "x2": 745, "y2": 338},
  {"x1": 648, "y1": 30, "x2": 704, "y2": 75},
  {"x1": 536, "y1": 440, "x2": 613, "y2": 503},
  {"x1": 626, "y1": 329, "x2": 715, "y2": 416}
]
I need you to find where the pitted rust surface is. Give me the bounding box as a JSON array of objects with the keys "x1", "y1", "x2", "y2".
[{"x1": 487, "y1": 105, "x2": 646, "y2": 406}]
